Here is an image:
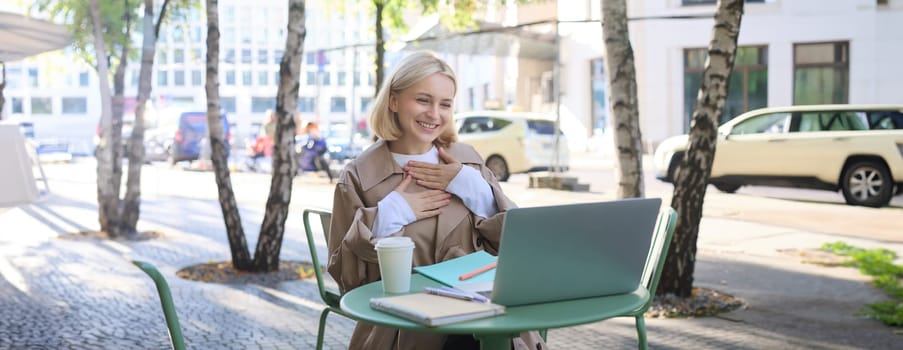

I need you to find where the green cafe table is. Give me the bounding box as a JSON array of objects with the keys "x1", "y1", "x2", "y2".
[{"x1": 340, "y1": 274, "x2": 649, "y2": 350}]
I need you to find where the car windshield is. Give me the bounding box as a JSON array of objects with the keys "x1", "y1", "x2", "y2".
[{"x1": 730, "y1": 112, "x2": 790, "y2": 135}]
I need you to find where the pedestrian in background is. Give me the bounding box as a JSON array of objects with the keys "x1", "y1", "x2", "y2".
[{"x1": 298, "y1": 122, "x2": 333, "y2": 182}]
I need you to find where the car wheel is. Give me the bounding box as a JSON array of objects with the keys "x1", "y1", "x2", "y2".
[
  {"x1": 713, "y1": 182, "x2": 740, "y2": 193},
  {"x1": 841, "y1": 160, "x2": 893, "y2": 208},
  {"x1": 486, "y1": 155, "x2": 509, "y2": 182}
]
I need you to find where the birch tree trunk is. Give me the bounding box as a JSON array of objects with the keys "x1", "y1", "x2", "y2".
[
  {"x1": 206, "y1": 0, "x2": 252, "y2": 269},
  {"x1": 601, "y1": 0, "x2": 644, "y2": 199},
  {"x1": 106, "y1": 6, "x2": 133, "y2": 237},
  {"x1": 90, "y1": 0, "x2": 119, "y2": 236},
  {"x1": 373, "y1": 0, "x2": 385, "y2": 95},
  {"x1": 660, "y1": 0, "x2": 744, "y2": 298},
  {"x1": 123, "y1": 0, "x2": 171, "y2": 233},
  {"x1": 253, "y1": 0, "x2": 306, "y2": 271}
]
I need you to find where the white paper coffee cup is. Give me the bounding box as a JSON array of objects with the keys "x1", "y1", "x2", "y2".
[{"x1": 375, "y1": 236, "x2": 415, "y2": 293}]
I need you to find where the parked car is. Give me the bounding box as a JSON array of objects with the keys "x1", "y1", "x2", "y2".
[
  {"x1": 653, "y1": 104, "x2": 903, "y2": 207},
  {"x1": 170, "y1": 111, "x2": 231, "y2": 164},
  {"x1": 455, "y1": 111, "x2": 570, "y2": 181},
  {"x1": 323, "y1": 122, "x2": 370, "y2": 163}
]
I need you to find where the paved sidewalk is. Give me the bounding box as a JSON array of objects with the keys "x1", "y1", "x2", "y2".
[{"x1": 1, "y1": 158, "x2": 902, "y2": 349}]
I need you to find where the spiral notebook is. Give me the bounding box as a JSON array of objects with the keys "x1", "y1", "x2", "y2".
[{"x1": 369, "y1": 292, "x2": 505, "y2": 327}]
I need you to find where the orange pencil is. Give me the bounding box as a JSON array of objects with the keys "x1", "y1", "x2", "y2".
[{"x1": 458, "y1": 262, "x2": 498, "y2": 281}]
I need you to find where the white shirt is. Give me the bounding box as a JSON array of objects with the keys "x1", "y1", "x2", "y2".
[{"x1": 372, "y1": 146, "x2": 499, "y2": 238}]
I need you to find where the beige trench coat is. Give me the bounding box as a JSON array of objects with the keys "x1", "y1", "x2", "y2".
[{"x1": 327, "y1": 140, "x2": 522, "y2": 350}]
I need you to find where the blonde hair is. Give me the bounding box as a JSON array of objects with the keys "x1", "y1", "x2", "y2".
[{"x1": 369, "y1": 51, "x2": 458, "y2": 148}]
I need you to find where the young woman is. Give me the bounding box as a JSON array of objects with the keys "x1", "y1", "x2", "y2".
[{"x1": 327, "y1": 51, "x2": 541, "y2": 349}]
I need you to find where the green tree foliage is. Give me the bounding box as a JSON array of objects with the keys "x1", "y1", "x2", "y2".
[{"x1": 330, "y1": 0, "x2": 514, "y2": 96}]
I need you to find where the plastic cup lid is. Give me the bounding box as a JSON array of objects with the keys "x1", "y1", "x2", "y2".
[{"x1": 375, "y1": 236, "x2": 414, "y2": 250}]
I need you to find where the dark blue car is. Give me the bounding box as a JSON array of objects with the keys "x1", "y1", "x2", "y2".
[{"x1": 170, "y1": 112, "x2": 230, "y2": 163}]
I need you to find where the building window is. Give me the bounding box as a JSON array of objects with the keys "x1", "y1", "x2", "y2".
[
  {"x1": 353, "y1": 70, "x2": 360, "y2": 86},
  {"x1": 330, "y1": 97, "x2": 347, "y2": 113},
  {"x1": 192, "y1": 48, "x2": 202, "y2": 63},
  {"x1": 157, "y1": 50, "x2": 167, "y2": 64},
  {"x1": 192, "y1": 26, "x2": 203, "y2": 43},
  {"x1": 5, "y1": 68, "x2": 21, "y2": 89},
  {"x1": 251, "y1": 97, "x2": 275, "y2": 113},
  {"x1": 306, "y1": 52, "x2": 316, "y2": 65},
  {"x1": 130, "y1": 70, "x2": 139, "y2": 87},
  {"x1": 191, "y1": 70, "x2": 202, "y2": 86},
  {"x1": 157, "y1": 70, "x2": 169, "y2": 86},
  {"x1": 337, "y1": 71, "x2": 346, "y2": 86},
  {"x1": 225, "y1": 70, "x2": 235, "y2": 85},
  {"x1": 298, "y1": 97, "x2": 315, "y2": 113},
  {"x1": 220, "y1": 97, "x2": 236, "y2": 113},
  {"x1": 793, "y1": 41, "x2": 848, "y2": 105},
  {"x1": 62, "y1": 97, "x2": 87, "y2": 114},
  {"x1": 31, "y1": 97, "x2": 52, "y2": 114},
  {"x1": 79, "y1": 71, "x2": 89, "y2": 87},
  {"x1": 11, "y1": 97, "x2": 24, "y2": 114},
  {"x1": 28, "y1": 68, "x2": 38, "y2": 87},
  {"x1": 590, "y1": 57, "x2": 607, "y2": 134},
  {"x1": 224, "y1": 49, "x2": 235, "y2": 64},
  {"x1": 322, "y1": 72, "x2": 331, "y2": 86},
  {"x1": 173, "y1": 26, "x2": 184, "y2": 42},
  {"x1": 241, "y1": 49, "x2": 252, "y2": 64},
  {"x1": 174, "y1": 49, "x2": 184, "y2": 63},
  {"x1": 258, "y1": 71, "x2": 268, "y2": 86},
  {"x1": 174, "y1": 70, "x2": 185, "y2": 86},
  {"x1": 683, "y1": 46, "x2": 768, "y2": 129},
  {"x1": 172, "y1": 96, "x2": 194, "y2": 105},
  {"x1": 306, "y1": 72, "x2": 316, "y2": 85},
  {"x1": 258, "y1": 49, "x2": 268, "y2": 64},
  {"x1": 274, "y1": 50, "x2": 284, "y2": 64},
  {"x1": 361, "y1": 97, "x2": 373, "y2": 113},
  {"x1": 242, "y1": 70, "x2": 252, "y2": 86}
]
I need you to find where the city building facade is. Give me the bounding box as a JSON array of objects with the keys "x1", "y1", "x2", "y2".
[
  {"x1": 1, "y1": 0, "x2": 379, "y2": 154},
  {"x1": 3, "y1": 0, "x2": 901, "y2": 156}
]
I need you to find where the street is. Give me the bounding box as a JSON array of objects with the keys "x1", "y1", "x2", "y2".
[{"x1": 48, "y1": 152, "x2": 902, "y2": 245}]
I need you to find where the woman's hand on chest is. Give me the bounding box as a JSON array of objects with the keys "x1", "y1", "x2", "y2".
[{"x1": 394, "y1": 173, "x2": 453, "y2": 221}]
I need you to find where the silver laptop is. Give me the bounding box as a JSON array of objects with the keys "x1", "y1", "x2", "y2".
[{"x1": 486, "y1": 198, "x2": 662, "y2": 307}]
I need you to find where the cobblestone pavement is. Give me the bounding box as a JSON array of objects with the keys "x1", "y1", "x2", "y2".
[{"x1": 1, "y1": 159, "x2": 902, "y2": 349}]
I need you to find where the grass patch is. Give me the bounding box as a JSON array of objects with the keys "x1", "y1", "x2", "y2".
[{"x1": 821, "y1": 241, "x2": 903, "y2": 326}]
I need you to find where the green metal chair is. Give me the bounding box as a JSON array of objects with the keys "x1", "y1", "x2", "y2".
[
  {"x1": 622, "y1": 207, "x2": 678, "y2": 350},
  {"x1": 132, "y1": 260, "x2": 186, "y2": 350},
  {"x1": 303, "y1": 208, "x2": 356, "y2": 350}
]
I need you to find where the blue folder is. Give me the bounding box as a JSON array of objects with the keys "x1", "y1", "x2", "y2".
[{"x1": 413, "y1": 250, "x2": 497, "y2": 287}]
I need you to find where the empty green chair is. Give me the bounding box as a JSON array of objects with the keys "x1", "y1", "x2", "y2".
[
  {"x1": 132, "y1": 260, "x2": 186, "y2": 350},
  {"x1": 303, "y1": 208, "x2": 356, "y2": 350},
  {"x1": 621, "y1": 207, "x2": 678, "y2": 350}
]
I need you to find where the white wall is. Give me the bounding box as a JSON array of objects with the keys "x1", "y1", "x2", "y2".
[{"x1": 633, "y1": 0, "x2": 903, "y2": 147}]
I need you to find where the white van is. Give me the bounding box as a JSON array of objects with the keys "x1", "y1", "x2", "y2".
[{"x1": 455, "y1": 111, "x2": 570, "y2": 181}]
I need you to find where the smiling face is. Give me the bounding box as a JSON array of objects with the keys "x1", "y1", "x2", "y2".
[{"x1": 387, "y1": 73, "x2": 456, "y2": 154}]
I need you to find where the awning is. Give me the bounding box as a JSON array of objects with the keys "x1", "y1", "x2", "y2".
[
  {"x1": 0, "y1": 11, "x2": 72, "y2": 62},
  {"x1": 403, "y1": 20, "x2": 557, "y2": 61}
]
